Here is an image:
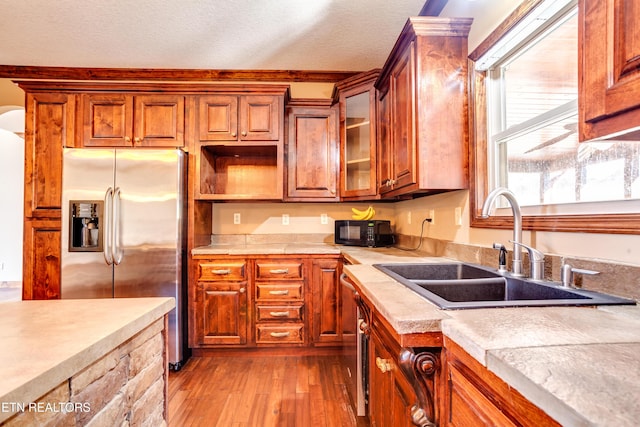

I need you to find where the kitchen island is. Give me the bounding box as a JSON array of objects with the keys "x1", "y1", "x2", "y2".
[{"x1": 0, "y1": 297, "x2": 174, "y2": 426}]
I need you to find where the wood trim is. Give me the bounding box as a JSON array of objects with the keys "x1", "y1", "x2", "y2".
[
  {"x1": 469, "y1": 0, "x2": 545, "y2": 61},
  {"x1": 0, "y1": 65, "x2": 358, "y2": 83},
  {"x1": 468, "y1": 8, "x2": 640, "y2": 235}
]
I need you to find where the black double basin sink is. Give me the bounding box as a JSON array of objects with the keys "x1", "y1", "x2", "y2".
[{"x1": 374, "y1": 262, "x2": 636, "y2": 310}]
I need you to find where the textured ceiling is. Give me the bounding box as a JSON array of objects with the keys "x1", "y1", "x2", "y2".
[{"x1": 0, "y1": 0, "x2": 427, "y2": 71}]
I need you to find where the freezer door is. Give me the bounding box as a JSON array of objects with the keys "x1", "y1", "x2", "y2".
[
  {"x1": 61, "y1": 149, "x2": 115, "y2": 299},
  {"x1": 112, "y1": 149, "x2": 186, "y2": 365}
]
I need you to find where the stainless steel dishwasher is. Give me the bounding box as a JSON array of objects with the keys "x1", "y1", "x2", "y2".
[{"x1": 340, "y1": 272, "x2": 368, "y2": 417}]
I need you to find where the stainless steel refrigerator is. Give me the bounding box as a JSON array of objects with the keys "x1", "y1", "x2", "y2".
[{"x1": 61, "y1": 148, "x2": 187, "y2": 370}]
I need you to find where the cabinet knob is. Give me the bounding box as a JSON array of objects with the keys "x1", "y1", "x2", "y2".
[
  {"x1": 134, "y1": 137, "x2": 142, "y2": 143},
  {"x1": 231, "y1": 132, "x2": 237, "y2": 138},
  {"x1": 124, "y1": 136, "x2": 131, "y2": 143},
  {"x1": 241, "y1": 131, "x2": 247, "y2": 137},
  {"x1": 410, "y1": 404, "x2": 435, "y2": 427},
  {"x1": 239, "y1": 287, "x2": 246, "y2": 293},
  {"x1": 376, "y1": 357, "x2": 393, "y2": 373}
]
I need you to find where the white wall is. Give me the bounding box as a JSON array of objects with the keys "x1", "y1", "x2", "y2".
[{"x1": 0, "y1": 129, "x2": 24, "y2": 281}]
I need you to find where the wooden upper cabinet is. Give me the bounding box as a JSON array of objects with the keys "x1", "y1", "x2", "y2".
[
  {"x1": 23, "y1": 92, "x2": 75, "y2": 218},
  {"x1": 199, "y1": 94, "x2": 280, "y2": 142},
  {"x1": 579, "y1": 0, "x2": 640, "y2": 141},
  {"x1": 333, "y1": 69, "x2": 380, "y2": 200},
  {"x1": 375, "y1": 17, "x2": 472, "y2": 198},
  {"x1": 285, "y1": 100, "x2": 339, "y2": 201},
  {"x1": 388, "y1": 44, "x2": 416, "y2": 192},
  {"x1": 81, "y1": 93, "x2": 185, "y2": 147}
]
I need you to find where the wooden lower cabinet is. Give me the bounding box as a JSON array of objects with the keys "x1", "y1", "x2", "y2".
[
  {"x1": 255, "y1": 258, "x2": 306, "y2": 346},
  {"x1": 369, "y1": 328, "x2": 417, "y2": 426},
  {"x1": 310, "y1": 256, "x2": 356, "y2": 346},
  {"x1": 443, "y1": 338, "x2": 560, "y2": 427},
  {"x1": 365, "y1": 308, "x2": 443, "y2": 427},
  {"x1": 195, "y1": 259, "x2": 249, "y2": 346},
  {"x1": 22, "y1": 219, "x2": 61, "y2": 300},
  {"x1": 201, "y1": 281, "x2": 249, "y2": 345},
  {"x1": 192, "y1": 255, "x2": 347, "y2": 349}
]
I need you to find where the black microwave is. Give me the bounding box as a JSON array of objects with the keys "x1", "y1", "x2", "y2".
[{"x1": 334, "y1": 220, "x2": 394, "y2": 247}]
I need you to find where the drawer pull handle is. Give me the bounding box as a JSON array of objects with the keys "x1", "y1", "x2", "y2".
[
  {"x1": 269, "y1": 311, "x2": 290, "y2": 317},
  {"x1": 269, "y1": 268, "x2": 289, "y2": 274},
  {"x1": 376, "y1": 357, "x2": 393, "y2": 373},
  {"x1": 270, "y1": 331, "x2": 291, "y2": 338},
  {"x1": 269, "y1": 290, "x2": 290, "y2": 295},
  {"x1": 211, "y1": 269, "x2": 231, "y2": 275}
]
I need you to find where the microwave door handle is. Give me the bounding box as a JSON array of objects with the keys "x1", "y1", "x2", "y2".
[
  {"x1": 112, "y1": 187, "x2": 124, "y2": 265},
  {"x1": 103, "y1": 187, "x2": 114, "y2": 265}
]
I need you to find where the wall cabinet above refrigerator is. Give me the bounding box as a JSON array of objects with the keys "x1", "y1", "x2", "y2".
[{"x1": 79, "y1": 93, "x2": 185, "y2": 148}]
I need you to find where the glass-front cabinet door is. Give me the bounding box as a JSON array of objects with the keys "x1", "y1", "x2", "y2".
[{"x1": 334, "y1": 69, "x2": 380, "y2": 199}]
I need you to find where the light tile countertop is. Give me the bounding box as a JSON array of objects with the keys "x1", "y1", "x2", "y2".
[
  {"x1": 194, "y1": 242, "x2": 640, "y2": 426},
  {"x1": 0, "y1": 297, "x2": 175, "y2": 423}
]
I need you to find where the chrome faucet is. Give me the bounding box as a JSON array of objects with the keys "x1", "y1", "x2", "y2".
[
  {"x1": 511, "y1": 241, "x2": 545, "y2": 280},
  {"x1": 481, "y1": 187, "x2": 524, "y2": 277}
]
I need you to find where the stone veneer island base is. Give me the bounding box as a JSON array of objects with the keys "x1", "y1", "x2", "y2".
[{"x1": 0, "y1": 297, "x2": 175, "y2": 426}]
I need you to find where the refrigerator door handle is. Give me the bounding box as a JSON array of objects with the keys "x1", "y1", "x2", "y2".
[
  {"x1": 113, "y1": 187, "x2": 124, "y2": 265},
  {"x1": 103, "y1": 187, "x2": 114, "y2": 265}
]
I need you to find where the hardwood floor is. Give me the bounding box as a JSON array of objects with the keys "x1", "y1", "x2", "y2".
[{"x1": 168, "y1": 355, "x2": 370, "y2": 427}]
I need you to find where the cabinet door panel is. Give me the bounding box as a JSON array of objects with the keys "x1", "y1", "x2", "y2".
[
  {"x1": 390, "y1": 43, "x2": 416, "y2": 190},
  {"x1": 24, "y1": 93, "x2": 74, "y2": 217},
  {"x1": 580, "y1": 0, "x2": 640, "y2": 140},
  {"x1": 447, "y1": 365, "x2": 515, "y2": 427},
  {"x1": 199, "y1": 95, "x2": 238, "y2": 141},
  {"x1": 201, "y1": 281, "x2": 248, "y2": 345},
  {"x1": 377, "y1": 91, "x2": 393, "y2": 195},
  {"x1": 82, "y1": 94, "x2": 133, "y2": 147},
  {"x1": 134, "y1": 95, "x2": 184, "y2": 147},
  {"x1": 23, "y1": 219, "x2": 61, "y2": 300},
  {"x1": 240, "y1": 95, "x2": 280, "y2": 140},
  {"x1": 286, "y1": 106, "x2": 339, "y2": 200},
  {"x1": 310, "y1": 258, "x2": 341, "y2": 344}
]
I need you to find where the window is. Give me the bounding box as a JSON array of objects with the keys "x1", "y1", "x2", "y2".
[{"x1": 469, "y1": 0, "x2": 640, "y2": 234}]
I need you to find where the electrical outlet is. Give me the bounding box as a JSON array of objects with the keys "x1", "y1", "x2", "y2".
[
  {"x1": 233, "y1": 213, "x2": 241, "y2": 225},
  {"x1": 320, "y1": 213, "x2": 328, "y2": 224},
  {"x1": 282, "y1": 214, "x2": 290, "y2": 225},
  {"x1": 455, "y1": 207, "x2": 463, "y2": 226},
  {"x1": 428, "y1": 209, "x2": 435, "y2": 225},
  {"x1": 407, "y1": 211, "x2": 412, "y2": 225}
]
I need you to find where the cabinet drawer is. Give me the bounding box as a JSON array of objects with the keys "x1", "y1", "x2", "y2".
[
  {"x1": 256, "y1": 283, "x2": 303, "y2": 301},
  {"x1": 198, "y1": 261, "x2": 246, "y2": 281},
  {"x1": 255, "y1": 260, "x2": 303, "y2": 280},
  {"x1": 256, "y1": 324, "x2": 304, "y2": 344},
  {"x1": 256, "y1": 304, "x2": 303, "y2": 321}
]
